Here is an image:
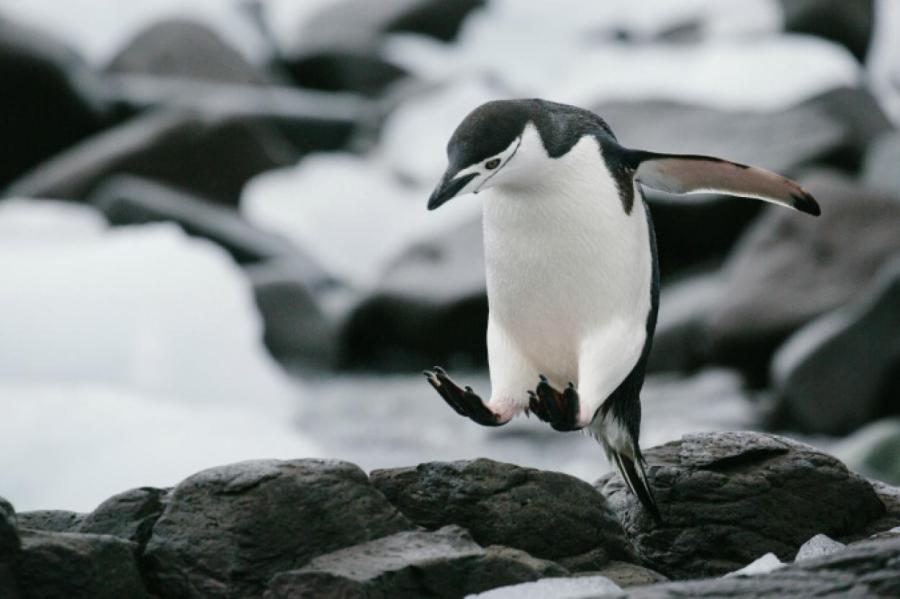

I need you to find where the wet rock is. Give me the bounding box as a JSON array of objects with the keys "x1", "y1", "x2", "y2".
[
  {"x1": 795, "y1": 534, "x2": 845, "y2": 561},
  {"x1": 863, "y1": 132, "x2": 900, "y2": 197},
  {"x1": 0, "y1": 19, "x2": 109, "y2": 186},
  {"x1": 90, "y1": 176, "x2": 297, "y2": 264},
  {"x1": 371, "y1": 458, "x2": 629, "y2": 564},
  {"x1": 340, "y1": 216, "x2": 487, "y2": 370},
  {"x1": 469, "y1": 575, "x2": 621, "y2": 599},
  {"x1": 107, "y1": 18, "x2": 272, "y2": 85},
  {"x1": 594, "y1": 560, "x2": 669, "y2": 588},
  {"x1": 13, "y1": 530, "x2": 148, "y2": 599},
  {"x1": 15, "y1": 511, "x2": 84, "y2": 533},
  {"x1": 704, "y1": 171, "x2": 900, "y2": 382},
  {"x1": 624, "y1": 535, "x2": 900, "y2": 598},
  {"x1": 596, "y1": 432, "x2": 885, "y2": 579},
  {"x1": 5, "y1": 108, "x2": 298, "y2": 207},
  {"x1": 264, "y1": 525, "x2": 566, "y2": 598},
  {"x1": 772, "y1": 258, "x2": 900, "y2": 434},
  {"x1": 78, "y1": 487, "x2": 167, "y2": 551},
  {"x1": 143, "y1": 459, "x2": 412, "y2": 598},
  {"x1": 780, "y1": 0, "x2": 874, "y2": 62}
]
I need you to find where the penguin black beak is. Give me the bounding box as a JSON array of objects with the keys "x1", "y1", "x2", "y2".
[{"x1": 427, "y1": 172, "x2": 477, "y2": 211}]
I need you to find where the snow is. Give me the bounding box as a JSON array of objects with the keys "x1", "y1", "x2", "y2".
[{"x1": 469, "y1": 575, "x2": 622, "y2": 599}]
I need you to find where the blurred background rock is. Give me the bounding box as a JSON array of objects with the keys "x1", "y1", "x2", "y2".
[{"x1": 0, "y1": 0, "x2": 898, "y2": 511}]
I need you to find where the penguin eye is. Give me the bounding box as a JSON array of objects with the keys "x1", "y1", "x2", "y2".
[{"x1": 485, "y1": 158, "x2": 501, "y2": 170}]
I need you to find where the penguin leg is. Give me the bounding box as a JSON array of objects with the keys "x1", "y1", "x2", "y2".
[
  {"x1": 423, "y1": 367, "x2": 506, "y2": 427},
  {"x1": 529, "y1": 375, "x2": 582, "y2": 431}
]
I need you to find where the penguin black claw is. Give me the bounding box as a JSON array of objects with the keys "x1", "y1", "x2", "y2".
[
  {"x1": 532, "y1": 377, "x2": 581, "y2": 432},
  {"x1": 423, "y1": 367, "x2": 504, "y2": 427}
]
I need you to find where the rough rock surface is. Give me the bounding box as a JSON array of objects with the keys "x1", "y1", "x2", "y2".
[
  {"x1": 264, "y1": 525, "x2": 566, "y2": 598},
  {"x1": 772, "y1": 258, "x2": 900, "y2": 434},
  {"x1": 16, "y1": 511, "x2": 85, "y2": 534},
  {"x1": 78, "y1": 487, "x2": 168, "y2": 551},
  {"x1": 143, "y1": 459, "x2": 412, "y2": 598},
  {"x1": 371, "y1": 458, "x2": 629, "y2": 563},
  {"x1": 596, "y1": 432, "x2": 885, "y2": 579},
  {"x1": 13, "y1": 530, "x2": 148, "y2": 599},
  {"x1": 704, "y1": 171, "x2": 900, "y2": 380},
  {"x1": 623, "y1": 534, "x2": 900, "y2": 597},
  {"x1": 595, "y1": 560, "x2": 669, "y2": 588},
  {"x1": 795, "y1": 534, "x2": 846, "y2": 562}
]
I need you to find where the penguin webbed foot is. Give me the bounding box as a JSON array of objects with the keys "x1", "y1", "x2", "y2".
[
  {"x1": 529, "y1": 375, "x2": 581, "y2": 431},
  {"x1": 423, "y1": 366, "x2": 504, "y2": 427}
]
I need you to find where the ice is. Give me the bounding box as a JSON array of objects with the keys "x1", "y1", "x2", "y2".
[{"x1": 0, "y1": 382, "x2": 321, "y2": 511}]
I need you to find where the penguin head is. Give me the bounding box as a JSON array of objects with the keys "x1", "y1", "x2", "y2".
[{"x1": 428, "y1": 100, "x2": 552, "y2": 210}]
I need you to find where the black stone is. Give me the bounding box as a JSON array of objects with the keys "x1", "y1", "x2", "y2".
[{"x1": 79, "y1": 487, "x2": 168, "y2": 552}]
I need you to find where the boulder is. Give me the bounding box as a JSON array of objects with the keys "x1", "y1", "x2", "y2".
[
  {"x1": 0, "y1": 497, "x2": 17, "y2": 558},
  {"x1": 594, "y1": 561, "x2": 668, "y2": 588},
  {"x1": 704, "y1": 171, "x2": 900, "y2": 382},
  {"x1": 0, "y1": 19, "x2": 108, "y2": 186},
  {"x1": 5, "y1": 107, "x2": 298, "y2": 207},
  {"x1": 780, "y1": 0, "x2": 874, "y2": 62},
  {"x1": 864, "y1": 480, "x2": 900, "y2": 536},
  {"x1": 624, "y1": 535, "x2": 900, "y2": 597},
  {"x1": 78, "y1": 487, "x2": 167, "y2": 551},
  {"x1": 468, "y1": 575, "x2": 621, "y2": 599},
  {"x1": 90, "y1": 176, "x2": 298, "y2": 264},
  {"x1": 795, "y1": 534, "x2": 845, "y2": 561},
  {"x1": 596, "y1": 432, "x2": 885, "y2": 579},
  {"x1": 371, "y1": 458, "x2": 630, "y2": 564},
  {"x1": 107, "y1": 19, "x2": 273, "y2": 86},
  {"x1": 772, "y1": 258, "x2": 900, "y2": 434},
  {"x1": 143, "y1": 459, "x2": 412, "y2": 598},
  {"x1": 863, "y1": 132, "x2": 900, "y2": 197},
  {"x1": 16, "y1": 511, "x2": 84, "y2": 534},
  {"x1": 13, "y1": 530, "x2": 148, "y2": 599},
  {"x1": 340, "y1": 216, "x2": 488, "y2": 370},
  {"x1": 264, "y1": 525, "x2": 567, "y2": 598}
]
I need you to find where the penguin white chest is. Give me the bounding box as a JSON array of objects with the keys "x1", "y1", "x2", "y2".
[{"x1": 482, "y1": 136, "x2": 653, "y2": 397}]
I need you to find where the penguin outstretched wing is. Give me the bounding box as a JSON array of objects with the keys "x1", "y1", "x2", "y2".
[{"x1": 630, "y1": 151, "x2": 820, "y2": 216}]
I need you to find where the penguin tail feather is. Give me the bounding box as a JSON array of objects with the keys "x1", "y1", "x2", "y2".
[{"x1": 612, "y1": 450, "x2": 663, "y2": 525}]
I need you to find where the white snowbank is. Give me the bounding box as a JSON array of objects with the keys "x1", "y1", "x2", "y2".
[{"x1": 0, "y1": 382, "x2": 320, "y2": 511}]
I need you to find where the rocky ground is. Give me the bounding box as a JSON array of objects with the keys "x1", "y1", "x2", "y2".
[{"x1": 2, "y1": 432, "x2": 899, "y2": 598}]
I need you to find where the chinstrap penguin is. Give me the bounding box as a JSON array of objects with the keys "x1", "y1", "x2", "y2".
[{"x1": 423, "y1": 99, "x2": 819, "y2": 523}]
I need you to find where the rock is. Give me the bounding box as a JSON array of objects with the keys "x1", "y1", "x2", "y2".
[
  {"x1": 0, "y1": 19, "x2": 108, "y2": 186},
  {"x1": 0, "y1": 497, "x2": 18, "y2": 558},
  {"x1": 371, "y1": 458, "x2": 629, "y2": 563},
  {"x1": 863, "y1": 132, "x2": 900, "y2": 197},
  {"x1": 596, "y1": 432, "x2": 885, "y2": 579},
  {"x1": 15, "y1": 511, "x2": 84, "y2": 533},
  {"x1": 13, "y1": 530, "x2": 148, "y2": 599},
  {"x1": 264, "y1": 525, "x2": 567, "y2": 598},
  {"x1": 594, "y1": 561, "x2": 669, "y2": 588},
  {"x1": 624, "y1": 534, "x2": 900, "y2": 597},
  {"x1": 107, "y1": 18, "x2": 272, "y2": 85},
  {"x1": 5, "y1": 107, "x2": 298, "y2": 207},
  {"x1": 468, "y1": 575, "x2": 622, "y2": 599},
  {"x1": 143, "y1": 459, "x2": 412, "y2": 598},
  {"x1": 246, "y1": 256, "x2": 341, "y2": 364},
  {"x1": 780, "y1": 0, "x2": 874, "y2": 62},
  {"x1": 724, "y1": 552, "x2": 785, "y2": 578},
  {"x1": 340, "y1": 216, "x2": 488, "y2": 370},
  {"x1": 863, "y1": 480, "x2": 900, "y2": 536},
  {"x1": 704, "y1": 171, "x2": 900, "y2": 382},
  {"x1": 771, "y1": 258, "x2": 900, "y2": 434},
  {"x1": 795, "y1": 534, "x2": 845, "y2": 561},
  {"x1": 835, "y1": 419, "x2": 900, "y2": 486},
  {"x1": 78, "y1": 487, "x2": 167, "y2": 551},
  {"x1": 285, "y1": 52, "x2": 408, "y2": 98},
  {"x1": 90, "y1": 175, "x2": 297, "y2": 263}
]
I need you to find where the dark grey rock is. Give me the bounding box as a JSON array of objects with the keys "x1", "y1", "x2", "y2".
[
  {"x1": 78, "y1": 487, "x2": 167, "y2": 551},
  {"x1": 107, "y1": 18, "x2": 273, "y2": 85},
  {"x1": 862, "y1": 480, "x2": 900, "y2": 536},
  {"x1": 647, "y1": 272, "x2": 720, "y2": 373},
  {"x1": 595, "y1": 560, "x2": 669, "y2": 588},
  {"x1": 772, "y1": 258, "x2": 900, "y2": 434},
  {"x1": 246, "y1": 256, "x2": 341, "y2": 364},
  {"x1": 624, "y1": 534, "x2": 900, "y2": 598},
  {"x1": 780, "y1": 0, "x2": 874, "y2": 62},
  {"x1": 704, "y1": 171, "x2": 900, "y2": 382},
  {"x1": 863, "y1": 132, "x2": 900, "y2": 197},
  {"x1": 13, "y1": 530, "x2": 148, "y2": 599},
  {"x1": 469, "y1": 575, "x2": 622, "y2": 599},
  {"x1": 143, "y1": 459, "x2": 412, "y2": 598},
  {"x1": 0, "y1": 498, "x2": 18, "y2": 599},
  {"x1": 90, "y1": 175, "x2": 297, "y2": 263},
  {"x1": 5, "y1": 107, "x2": 298, "y2": 206},
  {"x1": 340, "y1": 216, "x2": 488, "y2": 370},
  {"x1": 264, "y1": 525, "x2": 567, "y2": 598},
  {"x1": 0, "y1": 19, "x2": 109, "y2": 186},
  {"x1": 371, "y1": 458, "x2": 629, "y2": 563},
  {"x1": 596, "y1": 432, "x2": 885, "y2": 579},
  {"x1": 16, "y1": 511, "x2": 84, "y2": 534}
]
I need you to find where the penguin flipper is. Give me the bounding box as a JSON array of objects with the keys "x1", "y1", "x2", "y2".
[
  {"x1": 631, "y1": 151, "x2": 820, "y2": 216},
  {"x1": 611, "y1": 448, "x2": 663, "y2": 525}
]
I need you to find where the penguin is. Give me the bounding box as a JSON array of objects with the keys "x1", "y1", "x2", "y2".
[{"x1": 422, "y1": 99, "x2": 819, "y2": 522}]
